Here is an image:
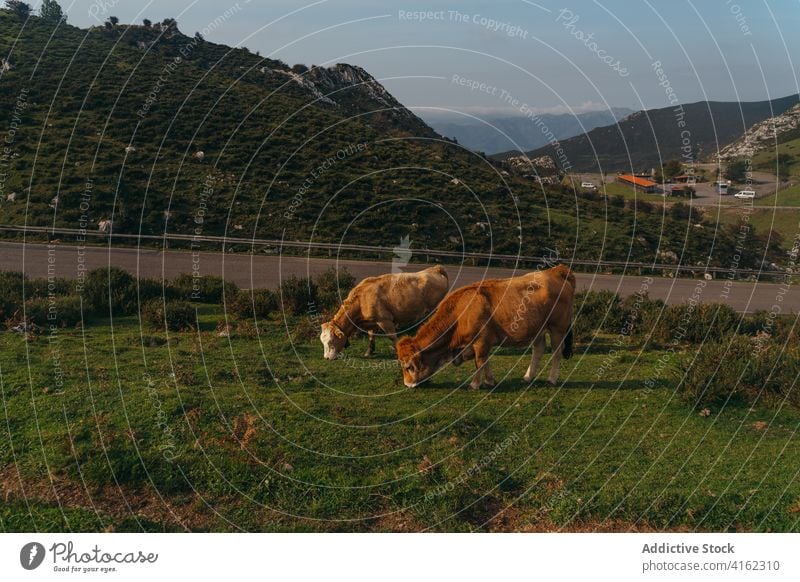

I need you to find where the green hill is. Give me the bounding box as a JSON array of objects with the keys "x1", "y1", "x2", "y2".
[{"x1": 0, "y1": 8, "x2": 785, "y2": 270}]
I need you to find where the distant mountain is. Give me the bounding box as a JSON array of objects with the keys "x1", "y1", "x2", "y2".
[
  {"x1": 503, "y1": 94, "x2": 800, "y2": 172},
  {"x1": 426, "y1": 109, "x2": 633, "y2": 154}
]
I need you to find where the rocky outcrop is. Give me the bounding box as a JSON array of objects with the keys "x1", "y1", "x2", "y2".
[{"x1": 720, "y1": 103, "x2": 800, "y2": 160}]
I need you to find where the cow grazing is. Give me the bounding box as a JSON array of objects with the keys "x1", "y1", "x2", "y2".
[
  {"x1": 320, "y1": 265, "x2": 449, "y2": 360},
  {"x1": 396, "y1": 264, "x2": 575, "y2": 389}
]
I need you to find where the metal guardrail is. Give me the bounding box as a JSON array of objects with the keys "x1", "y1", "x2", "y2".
[{"x1": 0, "y1": 224, "x2": 787, "y2": 277}]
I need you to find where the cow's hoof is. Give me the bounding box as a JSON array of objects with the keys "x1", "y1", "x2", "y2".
[
  {"x1": 468, "y1": 382, "x2": 481, "y2": 391},
  {"x1": 548, "y1": 379, "x2": 558, "y2": 386},
  {"x1": 523, "y1": 374, "x2": 532, "y2": 382},
  {"x1": 363, "y1": 352, "x2": 373, "y2": 358}
]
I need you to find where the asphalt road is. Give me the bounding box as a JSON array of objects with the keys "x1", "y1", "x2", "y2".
[{"x1": 2, "y1": 242, "x2": 796, "y2": 313}]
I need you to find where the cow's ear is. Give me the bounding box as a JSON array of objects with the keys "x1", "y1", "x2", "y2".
[{"x1": 332, "y1": 326, "x2": 345, "y2": 339}]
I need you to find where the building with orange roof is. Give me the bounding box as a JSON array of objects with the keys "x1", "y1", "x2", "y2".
[{"x1": 617, "y1": 174, "x2": 659, "y2": 193}]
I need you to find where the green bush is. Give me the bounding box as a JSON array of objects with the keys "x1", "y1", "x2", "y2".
[
  {"x1": 229, "y1": 288, "x2": 279, "y2": 319},
  {"x1": 82, "y1": 267, "x2": 139, "y2": 315},
  {"x1": 26, "y1": 276, "x2": 73, "y2": 298},
  {"x1": 315, "y1": 267, "x2": 356, "y2": 310},
  {"x1": 138, "y1": 277, "x2": 178, "y2": 304},
  {"x1": 171, "y1": 274, "x2": 238, "y2": 303},
  {"x1": 279, "y1": 275, "x2": 317, "y2": 316},
  {"x1": 619, "y1": 292, "x2": 665, "y2": 339},
  {"x1": 142, "y1": 300, "x2": 196, "y2": 331},
  {"x1": 0, "y1": 271, "x2": 25, "y2": 319},
  {"x1": 573, "y1": 290, "x2": 624, "y2": 340},
  {"x1": 741, "y1": 310, "x2": 798, "y2": 344},
  {"x1": 652, "y1": 302, "x2": 740, "y2": 345},
  {"x1": 679, "y1": 334, "x2": 800, "y2": 408},
  {"x1": 20, "y1": 295, "x2": 84, "y2": 328}
]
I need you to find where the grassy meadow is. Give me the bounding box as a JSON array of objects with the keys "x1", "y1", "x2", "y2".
[{"x1": 2, "y1": 305, "x2": 800, "y2": 533}]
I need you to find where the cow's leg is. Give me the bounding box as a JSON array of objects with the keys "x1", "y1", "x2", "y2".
[
  {"x1": 376, "y1": 320, "x2": 398, "y2": 355},
  {"x1": 547, "y1": 329, "x2": 565, "y2": 386},
  {"x1": 483, "y1": 360, "x2": 496, "y2": 388},
  {"x1": 523, "y1": 334, "x2": 546, "y2": 382},
  {"x1": 470, "y1": 341, "x2": 492, "y2": 390},
  {"x1": 364, "y1": 330, "x2": 375, "y2": 357}
]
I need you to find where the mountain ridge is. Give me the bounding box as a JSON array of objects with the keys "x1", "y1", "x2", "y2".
[
  {"x1": 426, "y1": 108, "x2": 633, "y2": 155},
  {"x1": 498, "y1": 94, "x2": 800, "y2": 171}
]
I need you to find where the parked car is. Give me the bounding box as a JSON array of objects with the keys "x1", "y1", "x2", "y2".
[
  {"x1": 734, "y1": 190, "x2": 756, "y2": 199},
  {"x1": 580, "y1": 181, "x2": 596, "y2": 190}
]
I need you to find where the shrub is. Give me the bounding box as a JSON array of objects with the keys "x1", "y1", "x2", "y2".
[
  {"x1": 572, "y1": 290, "x2": 624, "y2": 340},
  {"x1": 26, "y1": 276, "x2": 72, "y2": 298},
  {"x1": 138, "y1": 277, "x2": 178, "y2": 304},
  {"x1": 20, "y1": 295, "x2": 84, "y2": 328},
  {"x1": 279, "y1": 275, "x2": 317, "y2": 316},
  {"x1": 679, "y1": 334, "x2": 800, "y2": 408},
  {"x1": 82, "y1": 267, "x2": 139, "y2": 315},
  {"x1": 618, "y1": 292, "x2": 665, "y2": 339},
  {"x1": 229, "y1": 288, "x2": 279, "y2": 319},
  {"x1": 171, "y1": 274, "x2": 238, "y2": 303},
  {"x1": 142, "y1": 300, "x2": 196, "y2": 331},
  {"x1": 652, "y1": 302, "x2": 740, "y2": 345},
  {"x1": 0, "y1": 271, "x2": 25, "y2": 319},
  {"x1": 292, "y1": 316, "x2": 320, "y2": 342},
  {"x1": 741, "y1": 310, "x2": 798, "y2": 344},
  {"x1": 315, "y1": 267, "x2": 356, "y2": 310}
]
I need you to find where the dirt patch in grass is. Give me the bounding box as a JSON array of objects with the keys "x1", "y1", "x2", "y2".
[{"x1": 0, "y1": 464, "x2": 212, "y2": 531}]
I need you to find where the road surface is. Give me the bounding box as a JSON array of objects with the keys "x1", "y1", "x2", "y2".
[{"x1": 2, "y1": 242, "x2": 796, "y2": 313}]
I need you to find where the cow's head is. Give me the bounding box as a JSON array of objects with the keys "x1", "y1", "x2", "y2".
[
  {"x1": 320, "y1": 322, "x2": 348, "y2": 360},
  {"x1": 396, "y1": 337, "x2": 442, "y2": 388}
]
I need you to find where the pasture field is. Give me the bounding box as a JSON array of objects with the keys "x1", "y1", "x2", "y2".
[
  {"x1": 2, "y1": 306, "x2": 799, "y2": 533},
  {"x1": 757, "y1": 183, "x2": 800, "y2": 208},
  {"x1": 717, "y1": 207, "x2": 800, "y2": 249}
]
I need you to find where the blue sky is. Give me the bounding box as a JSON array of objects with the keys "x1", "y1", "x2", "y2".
[{"x1": 54, "y1": 0, "x2": 800, "y2": 118}]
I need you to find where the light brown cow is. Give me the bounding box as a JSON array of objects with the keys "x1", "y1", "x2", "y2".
[
  {"x1": 396, "y1": 264, "x2": 575, "y2": 389},
  {"x1": 320, "y1": 266, "x2": 449, "y2": 359}
]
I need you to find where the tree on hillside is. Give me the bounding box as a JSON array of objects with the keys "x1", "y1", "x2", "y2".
[
  {"x1": 39, "y1": 0, "x2": 65, "y2": 22},
  {"x1": 663, "y1": 158, "x2": 683, "y2": 180},
  {"x1": 4, "y1": 0, "x2": 31, "y2": 18},
  {"x1": 726, "y1": 159, "x2": 750, "y2": 183},
  {"x1": 161, "y1": 18, "x2": 178, "y2": 36},
  {"x1": 108, "y1": 15, "x2": 119, "y2": 26},
  {"x1": 142, "y1": 18, "x2": 151, "y2": 28}
]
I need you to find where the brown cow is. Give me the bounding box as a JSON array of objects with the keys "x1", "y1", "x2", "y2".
[
  {"x1": 396, "y1": 264, "x2": 575, "y2": 389},
  {"x1": 320, "y1": 266, "x2": 449, "y2": 360}
]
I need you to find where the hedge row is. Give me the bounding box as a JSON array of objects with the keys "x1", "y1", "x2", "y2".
[
  {"x1": 0, "y1": 266, "x2": 357, "y2": 330},
  {"x1": 573, "y1": 289, "x2": 797, "y2": 346}
]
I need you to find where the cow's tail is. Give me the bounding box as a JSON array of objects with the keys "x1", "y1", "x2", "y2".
[{"x1": 562, "y1": 325, "x2": 573, "y2": 360}]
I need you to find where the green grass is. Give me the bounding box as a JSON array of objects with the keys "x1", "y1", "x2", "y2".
[
  {"x1": 719, "y1": 207, "x2": 800, "y2": 248},
  {"x1": 757, "y1": 183, "x2": 800, "y2": 207},
  {"x1": 752, "y1": 135, "x2": 800, "y2": 181},
  {"x1": 2, "y1": 306, "x2": 799, "y2": 532}
]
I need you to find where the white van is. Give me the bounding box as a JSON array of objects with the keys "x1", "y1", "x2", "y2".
[
  {"x1": 735, "y1": 190, "x2": 755, "y2": 199},
  {"x1": 580, "y1": 181, "x2": 596, "y2": 190}
]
